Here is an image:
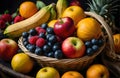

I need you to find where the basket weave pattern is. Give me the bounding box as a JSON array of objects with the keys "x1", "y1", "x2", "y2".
[{"x1": 18, "y1": 12, "x2": 107, "y2": 71}]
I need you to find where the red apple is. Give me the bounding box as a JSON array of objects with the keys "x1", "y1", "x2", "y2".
[
  {"x1": 69, "y1": 0, "x2": 81, "y2": 6},
  {"x1": 0, "y1": 38, "x2": 18, "y2": 61},
  {"x1": 62, "y1": 37, "x2": 86, "y2": 58},
  {"x1": 54, "y1": 17, "x2": 75, "y2": 39}
]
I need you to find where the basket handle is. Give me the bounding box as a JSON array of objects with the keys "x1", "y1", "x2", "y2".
[{"x1": 85, "y1": 12, "x2": 115, "y2": 53}]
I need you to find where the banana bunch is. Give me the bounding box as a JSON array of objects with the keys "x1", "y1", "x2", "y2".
[
  {"x1": 56, "y1": 0, "x2": 68, "y2": 19},
  {"x1": 4, "y1": 3, "x2": 54, "y2": 38}
]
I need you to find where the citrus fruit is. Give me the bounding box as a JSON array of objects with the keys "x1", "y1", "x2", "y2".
[
  {"x1": 11, "y1": 53, "x2": 34, "y2": 73},
  {"x1": 19, "y1": 1, "x2": 38, "y2": 18},
  {"x1": 61, "y1": 71, "x2": 84, "y2": 78},
  {"x1": 48, "y1": 20, "x2": 57, "y2": 28},
  {"x1": 77, "y1": 17, "x2": 102, "y2": 41},
  {"x1": 62, "y1": 6, "x2": 86, "y2": 26}
]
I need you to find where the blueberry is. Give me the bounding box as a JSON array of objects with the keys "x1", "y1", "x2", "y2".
[
  {"x1": 23, "y1": 37, "x2": 28, "y2": 42},
  {"x1": 23, "y1": 41, "x2": 29, "y2": 46},
  {"x1": 41, "y1": 23, "x2": 48, "y2": 29},
  {"x1": 27, "y1": 44, "x2": 36, "y2": 52},
  {"x1": 47, "y1": 52, "x2": 54, "y2": 57},
  {"x1": 47, "y1": 42, "x2": 54, "y2": 48},
  {"x1": 43, "y1": 45, "x2": 51, "y2": 53},
  {"x1": 85, "y1": 41, "x2": 92, "y2": 48},
  {"x1": 39, "y1": 33, "x2": 46, "y2": 38},
  {"x1": 46, "y1": 27, "x2": 54, "y2": 34},
  {"x1": 22, "y1": 32, "x2": 29, "y2": 38},
  {"x1": 35, "y1": 47, "x2": 43, "y2": 55},
  {"x1": 52, "y1": 43, "x2": 61, "y2": 51},
  {"x1": 48, "y1": 35, "x2": 57, "y2": 43},
  {"x1": 91, "y1": 38, "x2": 98, "y2": 45},
  {"x1": 92, "y1": 45, "x2": 99, "y2": 52},
  {"x1": 29, "y1": 28, "x2": 37, "y2": 36},
  {"x1": 46, "y1": 34, "x2": 53, "y2": 40},
  {"x1": 0, "y1": 32, "x2": 7, "y2": 40},
  {"x1": 86, "y1": 48, "x2": 94, "y2": 56},
  {"x1": 54, "y1": 50, "x2": 63, "y2": 59},
  {"x1": 98, "y1": 39, "x2": 104, "y2": 47}
]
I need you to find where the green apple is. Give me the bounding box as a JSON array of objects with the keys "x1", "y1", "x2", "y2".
[{"x1": 36, "y1": 67, "x2": 60, "y2": 78}]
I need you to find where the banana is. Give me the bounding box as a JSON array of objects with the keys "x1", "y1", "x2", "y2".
[
  {"x1": 49, "y1": 3, "x2": 57, "y2": 21},
  {"x1": 4, "y1": 4, "x2": 54, "y2": 38},
  {"x1": 56, "y1": 0, "x2": 68, "y2": 19}
]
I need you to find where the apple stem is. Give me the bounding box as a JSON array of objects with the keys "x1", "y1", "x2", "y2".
[{"x1": 59, "y1": 18, "x2": 64, "y2": 24}]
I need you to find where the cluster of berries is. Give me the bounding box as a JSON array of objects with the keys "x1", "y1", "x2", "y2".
[
  {"x1": 0, "y1": 11, "x2": 24, "y2": 29},
  {"x1": 85, "y1": 38, "x2": 104, "y2": 55},
  {"x1": 22, "y1": 23, "x2": 64, "y2": 59}
]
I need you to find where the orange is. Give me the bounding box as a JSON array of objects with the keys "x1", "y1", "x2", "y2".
[
  {"x1": 48, "y1": 20, "x2": 57, "y2": 28},
  {"x1": 77, "y1": 17, "x2": 102, "y2": 41},
  {"x1": 61, "y1": 71, "x2": 84, "y2": 78},
  {"x1": 62, "y1": 6, "x2": 86, "y2": 27},
  {"x1": 19, "y1": 1, "x2": 38, "y2": 18},
  {"x1": 11, "y1": 53, "x2": 34, "y2": 74}
]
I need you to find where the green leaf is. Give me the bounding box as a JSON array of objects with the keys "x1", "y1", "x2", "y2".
[{"x1": 36, "y1": 0, "x2": 46, "y2": 10}]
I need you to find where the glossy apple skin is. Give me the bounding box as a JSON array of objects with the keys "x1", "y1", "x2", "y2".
[
  {"x1": 86, "y1": 64, "x2": 109, "y2": 78},
  {"x1": 0, "y1": 38, "x2": 18, "y2": 61},
  {"x1": 62, "y1": 37, "x2": 86, "y2": 58},
  {"x1": 54, "y1": 17, "x2": 75, "y2": 39},
  {"x1": 36, "y1": 67, "x2": 60, "y2": 78}
]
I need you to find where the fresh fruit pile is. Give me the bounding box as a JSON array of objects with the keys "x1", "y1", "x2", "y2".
[{"x1": 0, "y1": 0, "x2": 119, "y2": 78}]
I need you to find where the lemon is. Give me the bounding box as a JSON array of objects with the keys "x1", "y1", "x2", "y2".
[{"x1": 11, "y1": 53, "x2": 34, "y2": 74}]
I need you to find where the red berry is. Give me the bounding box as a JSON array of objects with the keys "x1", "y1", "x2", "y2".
[
  {"x1": 36, "y1": 38, "x2": 46, "y2": 47},
  {"x1": 1, "y1": 14, "x2": 12, "y2": 22},
  {"x1": 0, "y1": 19, "x2": 6, "y2": 29},
  {"x1": 14, "y1": 15, "x2": 24, "y2": 23},
  {"x1": 28, "y1": 36, "x2": 39, "y2": 45},
  {"x1": 35, "y1": 27, "x2": 46, "y2": 34}
]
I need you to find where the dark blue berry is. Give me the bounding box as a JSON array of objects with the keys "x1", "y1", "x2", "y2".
[
  {"x1": 86, "y1": 48, "x2": 94, "y2": 56},
  {"x1": 35, "y1": 47, "x2": 43, "y2": 55},
  {"x1": 47, "y1": 52, "x2": 54, "y2": 57},
  {"x1": 41, "y1": 23, "x2": 48, "y2": 29},
  {"x1": 98, "y1": 39, "x2": 103, "y2": 47},
  {"x1": 39, "y1": 33, "x2": 46, "y2": 38},
  {"x1": 48, "y1": 35, "x2": 57, "y2": 43},
  {"x1": 54, "y1": 50, "x2": 63, "y2": 59},
  {"x1": 22, "y1": 32, "x2": 29, "y2": 38},
  {"x1": 29, "y1": 28, "x2": 37, "y2": 36},
  {"x1": 27, "y1": 44, "x2": 36, "y2": 52},
  {"x1": 46, "y1": 27, "x2": 54, "y2": 34},
  {"x1": 46, "y1": 34, "x2": 53, "y2": 40},
  {"x1": 91, "y1": 38, "x2": 98, "y2": 45},
  {"x1": 52, "y1": 43, "x2": 61, "y2": 51},
  {"x1": 92, "y1": 45, "x2": 99, "y2": 52},
  {"x1": 23, "y1": 41, "x2": 29, "y2": 46},
  {"x1": 43, "y1": 45, "x2": 51, "y2": 53},
  {"x1": 85, "y1": 41, "x2": 92, "y2": 48}
]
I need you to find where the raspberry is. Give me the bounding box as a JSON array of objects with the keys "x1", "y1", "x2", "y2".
[
  {"x1": 0, "y1": 19, "x2": 6, "y2": 29},
  {"x1": 28, "y1": 36, "x2": 39, "y2": 45},
  {"x1": 14, "y1": 15, "x2": 24, "y2": 23},
  {"x1": 1, "y1": 14, "x2": 12, "y2": 22},
  {"x1": 35, "y1": 27, "x2": 46, "y2": 34},
  {"x1": 36, "y1": 38, "x2": 46, "y2": 47}
]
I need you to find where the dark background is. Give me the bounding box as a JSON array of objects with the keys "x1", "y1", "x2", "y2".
[{"x1": 0, "y1": 0, "x2": 88, "y2": 14}]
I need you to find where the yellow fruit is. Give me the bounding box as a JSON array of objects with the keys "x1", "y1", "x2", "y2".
[
  {"x1": 11, "y1": 53, "x2": 34, "y2": 74},
  {"x1": 48, "y1": 20, "x2": 57, "y2": 28},
  {"x1": 77, "y1": 17, "x2": 102, "y2": 41},
  {"x1": 113, "y1": 34, "x2": 120, "y2": 54},
  {"x1": 62, "y1": 6, "x2": 86, "y2": 26},
  {"x1": 19, "y1": 1, "x2": 38, "y2": 18}
]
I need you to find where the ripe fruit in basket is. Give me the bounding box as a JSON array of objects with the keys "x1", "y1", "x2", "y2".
[
  {"x1": 61, "y1": 71, "x2": 84, "y2": 78},
  {"x1": 0, "y1": 19, "x2": 6, "y2": 29},
  {"x1": 54, "y1": 17, "x2": 75, "y2": 39},
  {"x1": 69, "y1": 0, "x2": 81, "y2": 6},
  {"x1": 11, "y1": 53, "x2": 34, "y2": 74},
  {"x1": 77, "y1": 17, "x2": 102, "y2": 41},
  {"x1": 36, "y1": 67, "x2": 60, "y2": 78},
  {"x1": 0, "y1": 38, "x2": 18, "y2": 61},
  {"x1": 62, "y1": 5, "x2": 86, "y2": 26},
  {"x1": 62, "y1": 37, "x2": 86, "y2": 58},
  {"x1": 113, "y1": 34, "x2": 120, "y2": 54},
  {"x1": 19, "y1": 1, "x2": 38, "y2": 18},
  {"x1": 86, "y1": 64, "x2": 109, "y2": 78},
  {"x1": 48, "y1": 20, "x2": 57, "y2": 28},
  {"x1": 0, "y1": 13, "x2": 12, "y2": 22},
  {"x1": 13, "y1": 15, "x2": 24, "y2": 23}
]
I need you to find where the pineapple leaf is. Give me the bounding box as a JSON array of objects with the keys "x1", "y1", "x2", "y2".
[{"x1": 99, "y1": 4, "x2": 109, "y2": 15}]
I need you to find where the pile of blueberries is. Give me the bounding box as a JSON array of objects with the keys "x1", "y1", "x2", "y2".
[{"x1": 22, "y1": 23, "x2": 64, "y2": 59}]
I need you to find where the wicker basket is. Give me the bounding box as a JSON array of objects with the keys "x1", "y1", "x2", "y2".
[
  {"x1": 100, "y1": 19, "x2": 120, "y2": 77},
  {"x1": 18, "y1": 12, "x2": 107, "y2": 71}
]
